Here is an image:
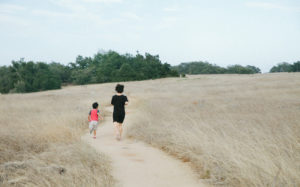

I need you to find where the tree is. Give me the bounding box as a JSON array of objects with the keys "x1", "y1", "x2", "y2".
[
  {"x1": 246, "y1": 65, "x2": 261, "y2": 73},
  {"x1": 116, "y1": 63, "x2": 136, "y2": 81},
  {"x1": 291, "y1": 61, "x2": 300, "y2": 72},
  {"x1": 173, "y1": 62, "x2": 259, "y2": 74},
  {"x1": 49, "y1": 62, "x2": 71, "y2": 83},
  {"x1": 33, "y1": 62, "x2": 61, "y2": 90},
  {"x1": 75, "y1": 55, "x2": 92, "y2": 69},
  {"x1": 0, "y1": 66, "x2": 14, "y2": 93},
  {"x1": 270, "y1": 62, "x2": 292, "y2": 73},
  {"x1": 71, "y1": 69, "x2": 92, "y2": 85},
  {"x1": 0, "y1": 60, "x2": 62, "y2": 93},
  {"x1": 13, "y1": 80, "x2": 26, "y2": 93}
]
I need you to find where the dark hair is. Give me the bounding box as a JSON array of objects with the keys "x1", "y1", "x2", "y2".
[
  {"x1": 115, "y1": 84, "x2": 124, "y2": 93},
  {"x1": 92, "y1": 102, "x2": 98, "y2": 109}
]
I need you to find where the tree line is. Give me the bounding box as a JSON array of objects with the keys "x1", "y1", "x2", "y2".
[
  {"x1": 0, "y1": 51, "x2": 178, "y2": 93},
  {"x1": 269, "y1": 61, "x2": 300, "y2": 73},
  {"x1": 173, "y1": 62, "x2": 261, "y2": 75},
  {"x1": 173, "y1": 61, "x2": 300, "y2": 75},
  {"x1": 0, "y1": 50, "x2": 299, "y2": 94}
]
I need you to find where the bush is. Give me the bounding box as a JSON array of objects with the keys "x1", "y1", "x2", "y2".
[{"x1": 174, "y1": 62, "x2": 260, "y2": 75}]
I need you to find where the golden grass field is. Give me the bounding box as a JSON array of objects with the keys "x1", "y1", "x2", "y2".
[
  {"x1": 0, "y1": 73, "x2": 299, "y2": 186},
  {"x1": 0, "y1": 85, "x2": 116, "y2": 186},
  {"x1": 126, "y1": 73, "x2": 300, "y2": 186}
]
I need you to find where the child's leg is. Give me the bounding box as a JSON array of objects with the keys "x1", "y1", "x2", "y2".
[
  {"x1": 89, "y1": 122, "x2": 93, "y2": 134},
  {"x1": 92, "y1": 122, "x2": 98, "y2": 138}
]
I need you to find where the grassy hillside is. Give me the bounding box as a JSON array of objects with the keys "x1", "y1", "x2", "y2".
[
  {"x1": 125, "y1": 73, "x2": 300, "y2": 186},
  {"x1": 0, "y1": 85, "x2": 116, "y2": 186},
  {"x1": 1, "y1": 73, "x2": 299, "y2": 186}
]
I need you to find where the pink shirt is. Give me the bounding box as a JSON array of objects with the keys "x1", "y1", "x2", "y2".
[{"x1": 89, "y1": 109, "x2": 99, "y2": 121}]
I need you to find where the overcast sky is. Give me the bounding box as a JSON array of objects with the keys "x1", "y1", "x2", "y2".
[{"x1": 0, "y1": 0, "x2": 299, "y2": 72}]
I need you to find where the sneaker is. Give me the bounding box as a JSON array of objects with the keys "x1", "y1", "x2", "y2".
[{"x1": 93, "y1": 136, "x2": 96, "y2": 139}]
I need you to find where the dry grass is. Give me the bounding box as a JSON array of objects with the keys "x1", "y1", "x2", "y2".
[
  {"x1": 0, "y1": 85, "x2": 116, "y2": 186},
  {"x1": 126, "y1": 73, "x2": 300, "y2": 186},
  {"x1": 1, "y1": 73, "x2": 299, "y2": 187}
]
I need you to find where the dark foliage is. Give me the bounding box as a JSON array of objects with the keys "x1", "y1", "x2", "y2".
[
  {"x1": 0, "y1": 59, "x2": 61, "y2": 93},
  {"x1": 173, "y1": 61, "x2": 261, "y2": 75},
  {"x1": 270, "y1": 61, "x2": 300, "y2": 73},
  {"x1": 0, "y1": 51, "x2": 178, "y2": 93},
  {"x1": 3, "y1": 50, "x2": 296, "y2": 94}
]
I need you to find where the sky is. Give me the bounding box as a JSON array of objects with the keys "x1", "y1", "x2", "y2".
[{"x1": 0, "y1": 0, "x2": 299, "y2": 72}]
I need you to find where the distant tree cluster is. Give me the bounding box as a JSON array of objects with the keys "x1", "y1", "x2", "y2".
[
  {"x1": 1, "y1": 50, "x2": 298, "y2": 94},
  {"x1": 0, "y1": 51, "x2": 178, "y2": 94},
  {"x1": 68, "y1": 51, "x2": 178, "y2": 85},
  {"x1": 269, "y1": 61, "x2": 300, "y2": 73},
  {"x1": 0, "y1": 59, "x2": 61, "y2": 93},
  {"x1": 173, "y1": 61, "x2": 261, "y2": 75}
]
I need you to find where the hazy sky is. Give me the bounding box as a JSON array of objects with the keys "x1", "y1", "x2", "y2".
[{"x1": 1, "y1": 0, "x2": 299, "y2": 72}]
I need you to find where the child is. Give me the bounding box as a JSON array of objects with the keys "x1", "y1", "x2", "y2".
[
  {"x1": 88, "y1": 102, "x2": 103, "y2": 139},
  {"x1": 111, "y1": 84, "x2": 128, "y2": 141}
]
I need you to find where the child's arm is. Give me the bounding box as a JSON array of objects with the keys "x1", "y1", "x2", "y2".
[
  {"x1": 99, "y1": 114, "x2": 104, "y2": 120},
  {"x1": 88, "y1": 114, "x2": 91, "y2": 122},
  {"x1": 98, "y1": 110, "x2": 103, "y2": 120}
]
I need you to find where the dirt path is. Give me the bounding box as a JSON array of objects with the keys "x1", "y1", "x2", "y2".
[{"x1": 82, "y1": 105, "x2": 205, "y2": 187}]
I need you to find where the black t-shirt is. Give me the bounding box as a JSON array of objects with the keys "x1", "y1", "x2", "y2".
[{"x1": 111, "y1": 95, "x2": 128, "y2": 113}]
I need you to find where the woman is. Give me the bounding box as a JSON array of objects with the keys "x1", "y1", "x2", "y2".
[{"x1": 111, "y1": 84, "x2": 128, "y2": 140}]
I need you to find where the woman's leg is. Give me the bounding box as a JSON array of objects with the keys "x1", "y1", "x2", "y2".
[
  {"x1": 115, "y1": 123, "x2": 123, "y2": 140},
  {"x1": 114, "y1": 122, "x2": 118, "y2": 137},
  {"x1": 119, "y1": 123, "x2": 123, "y2": 139},
  {"x1": 118, "y1": 114, "x2": 125, "y2": 139}
]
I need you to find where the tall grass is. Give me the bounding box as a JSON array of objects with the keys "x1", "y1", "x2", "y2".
[
  {"x1": 1, "y1": 73, "x2": 299, "y2": 186},
  {"x1": 0, "y1": 85, "x2": 115, "y2": 186},
  {"x1": 126, "y1": 73, "x2": 300, "y2": 186}
]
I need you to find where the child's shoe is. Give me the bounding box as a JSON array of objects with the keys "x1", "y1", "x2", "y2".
[{"x1": 93, "y1": 136, "x2": 96, "y2": 139}]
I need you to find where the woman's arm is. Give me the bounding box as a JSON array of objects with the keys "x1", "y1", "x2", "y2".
[{"x1": 111, "y1": 96, "x2": 114, "y2": 106}]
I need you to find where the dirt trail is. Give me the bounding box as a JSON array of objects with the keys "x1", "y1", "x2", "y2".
[{"x1": 82, "y1": 105, "x2": 205, "y2": 187}]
